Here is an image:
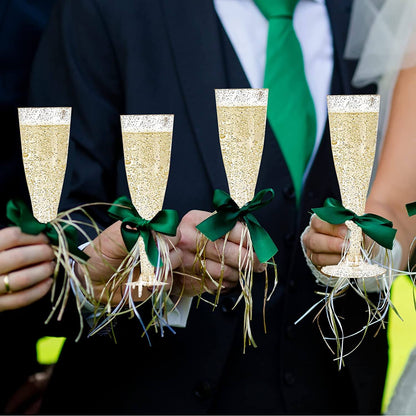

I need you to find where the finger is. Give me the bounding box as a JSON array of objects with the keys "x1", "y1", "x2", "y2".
[
  {"x1": 88, "y1": 221, "x2": 127, "y2": 260},
  {"x1": 310, "y1": 214, "x2": 348, "y2": 238},
  {"x1": 0, "y1": 278, "x2": 53, "y2": 312},
  {"x1": 203, "y1": 238, "x2": 262, "y2": 272},
  {"x1": 164, "y1": 229, "x2": 181, "y2": 248},
  {"x1": 168, "y1": 247, "x2": 182, "y2": 271},
  {"x1": 181, "y1": 249, "x2": 239, "y2": 284},
  {"x1": 0, "y1": 244, "x2": 55, "y2": 275},
  {"x1": 0, "y1": 261, "x2": 55, "y2": 294},
  {"x1": 171, "y1": 271, "x2": 204, "y2": 298},
  {"x1": 209, "y1": 223, "x2": 266, "y2": 272},
  {"x1": 303, "y1": 228, "x2": 344, "y2": 255},
  {"x1": 225, "y1": 221, "x2": 246, "y2": 245},
  {"x1": 0, "y1": 227, "x2": 49, "y2": 251},
  {"x1": 307, "y1": 252, "x2": 342, "y2": 267}
]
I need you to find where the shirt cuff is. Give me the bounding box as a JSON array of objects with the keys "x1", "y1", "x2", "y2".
[
  {"x1": 300, "y1": 225, "x2": 402, "y2": 293},
  {"x1": 70, "y1": 242, "x2": 193, "y2": 328}
]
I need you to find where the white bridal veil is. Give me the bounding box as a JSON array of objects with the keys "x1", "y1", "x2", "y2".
[{"x1": 345, "y1": 0, "x2": 416, "y2": 160}]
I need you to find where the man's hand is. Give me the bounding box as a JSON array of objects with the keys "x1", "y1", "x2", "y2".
[
  {"x1": 0, "y1": 227, "x2": 55, "y2": 311},
  {"x1": 76, "y1": 221, "x2": 182, "y2": 305},
  {"x1": 173, "y1": 210, "x2": 266, "y2": 297}
]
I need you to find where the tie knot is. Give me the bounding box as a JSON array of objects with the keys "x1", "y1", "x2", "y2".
[{"x1": 254, "y1": 0, "x2": 298, "y2": 20}]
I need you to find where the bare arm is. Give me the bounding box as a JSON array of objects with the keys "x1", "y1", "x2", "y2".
[{"x1": 366, "y1": 66, "x2": 416, "y2": 269}]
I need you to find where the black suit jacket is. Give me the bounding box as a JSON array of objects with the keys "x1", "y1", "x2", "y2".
[
  {"x1": 29, "y1": 0, "x2": 387, "y2": 414},
  {"x1": 0, "y1": 0, "x2": 57, "y2": 411}
]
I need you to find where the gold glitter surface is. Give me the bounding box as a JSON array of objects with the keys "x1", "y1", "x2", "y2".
[
  {"x1": 121, "y1": 115, "x2": 173, "y2": 284},
  {"x1": 322, "y1": 95, "x2": 385, "y2": 279},
  {"x1": 215, "y1": 89, "x2": 268, "y2": 207},
  {"x1": 19, "y1": 122, "x2": 70, "y2": 223}
]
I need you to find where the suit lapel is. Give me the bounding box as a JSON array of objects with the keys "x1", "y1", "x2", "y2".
[{"x1": 161, "y1": 0, "x2": 229, "y2": 191}]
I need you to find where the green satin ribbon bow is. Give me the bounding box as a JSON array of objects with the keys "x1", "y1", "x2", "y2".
[
  {"x1": 312, "y1": 198, "x2": 397, "y2": 250},
  {"x1": 196, "y1": 189, "x2": 278, "y2": 263},
  {"x1": 108, "y1": 196, "x2": 179, "y2": 267},
  {"x1": 6, "y1": 199, "x2": 89, "y2": 261},
  {"x1": 406, "y1": 202, "x2": 416, "y2": 217}
]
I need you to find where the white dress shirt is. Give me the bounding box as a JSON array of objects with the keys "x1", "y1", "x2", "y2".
[
  {"x1": 78, "y1": 1, "x2": 335, "y2": 327},
  {"x1": 214, "y1": 0, "x2": 334, "y2": 179}
]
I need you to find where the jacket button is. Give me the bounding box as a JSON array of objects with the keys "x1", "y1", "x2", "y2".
[
  {"x1": 282, "y1": 185, "x2": 296, "y2": 200},
  {"x1": 284, "y1": 372, "x2": 295, "y2": 386},
  {"x1": 193, "y1": 381, "x2": 213, "y2": 400},
  {"x1": 220, "y1": 296, "x2": 236, "y2": 313}
]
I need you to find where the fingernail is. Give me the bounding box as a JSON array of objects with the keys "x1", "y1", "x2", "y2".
[{"x1": 258, "y1": 263, "x2": 267, "y2": 272}]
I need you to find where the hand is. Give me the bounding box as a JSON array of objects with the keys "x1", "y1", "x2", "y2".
[
  {"x1": 301, "y1": 214, "x2": 347, "y2": 268},
  {"x1": 0, "y1": 227, "x2": 55, "y2": 311},
  {"x1": 173, "y1": 210, "x2": 266, "y2": 297},
  {"x1": 76, "y1": 221, "x2": 182, "y2": 305}
]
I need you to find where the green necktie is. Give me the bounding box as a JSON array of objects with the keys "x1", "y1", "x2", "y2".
[{"x1": 254, "y1": 0, "x2": 317, "y2": 203}]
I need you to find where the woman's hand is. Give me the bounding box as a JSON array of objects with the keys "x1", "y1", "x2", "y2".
[
  {"x1": 302, "y1": 214, "x2": 347, "y2": 268},
  {"x1": 0, "y1": 227, "x2": 55, "y2": 311}
]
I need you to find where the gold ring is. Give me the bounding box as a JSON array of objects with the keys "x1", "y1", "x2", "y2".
[
  {"x1": 310, "y1": 253, "x2": 314, "y2": 263},
  {"x1": 3, "y1": 274, "x2": 12, "y2": 294}
]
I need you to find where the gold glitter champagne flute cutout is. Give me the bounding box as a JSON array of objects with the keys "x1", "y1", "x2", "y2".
[
  {"x1": 215, "y1": 88, "x2": 271, "y2": 348},
  {"x1": 18, "y1": 107, "x2": 71, "y2": 223},
  {"x1": 322, "y1": 95, "x2": 386, "y2": 279},
  {"x1": 120, "y1": 114, "x2": 173, "y2": 297}
]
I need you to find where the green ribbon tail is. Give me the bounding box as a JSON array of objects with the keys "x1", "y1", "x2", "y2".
[
  {"x1": 120, "y1": 227, "x2": 140, "y2": 252},
  {"x1": 196, "y1": 188, "x2": 278, "y2": 261},
  {"x1": 6, "y1": 199, "x2": 89, "y2": 261},
  {"x1": 245, "y1": 214, "x2": 278, "y2": 263},
  {"x1": 406, "y1": 201, "x2": 416, "y2": 217},
  {"x1": 355, "y1": 214, "x2": 397, "y2": 250},
  {"x1": 142, "y1": 230, "x2": 160, "y2": 268},
  {"x1": 7, "y1": 199, "x2": 47, "y2": 234},
  {"x1": 120, "y1": 224, "x2": 160, "y2": 267},
  {"x1": 56, "y1": 225, "x2": 90, "y2": 261}
]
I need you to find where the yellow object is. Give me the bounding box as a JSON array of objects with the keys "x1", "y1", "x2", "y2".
[
  {"x1": 382, "y1": 274, "x2": 416, "y2": 412},
  {"x1": 36, "y1": 336, "x2": 66, "y2": 365}
]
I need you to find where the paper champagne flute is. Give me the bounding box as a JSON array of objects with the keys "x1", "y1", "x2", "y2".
[
  {"x1": 306, "y1": 95, "x2": 398, "y2": 366},
  {"x1": 321, "y1": 95, "x2": 386, "y2": 279},
  {"x1": 19, "y1": 107, "x2": 71, "y2": 223},
  {"x1": 16, "y1": 107, "x2": 92, "y2": 328},
  {"x1": 120, "y1": 114, "x2": 174, "y2": 297},
  {"x1": 197, "y1": 88, "x2": 278, "y2": 350}
]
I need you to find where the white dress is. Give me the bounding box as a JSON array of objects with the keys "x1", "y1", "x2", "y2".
[{"x1": 346, "y1": 1, "x2": 416, "y2": 414}]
